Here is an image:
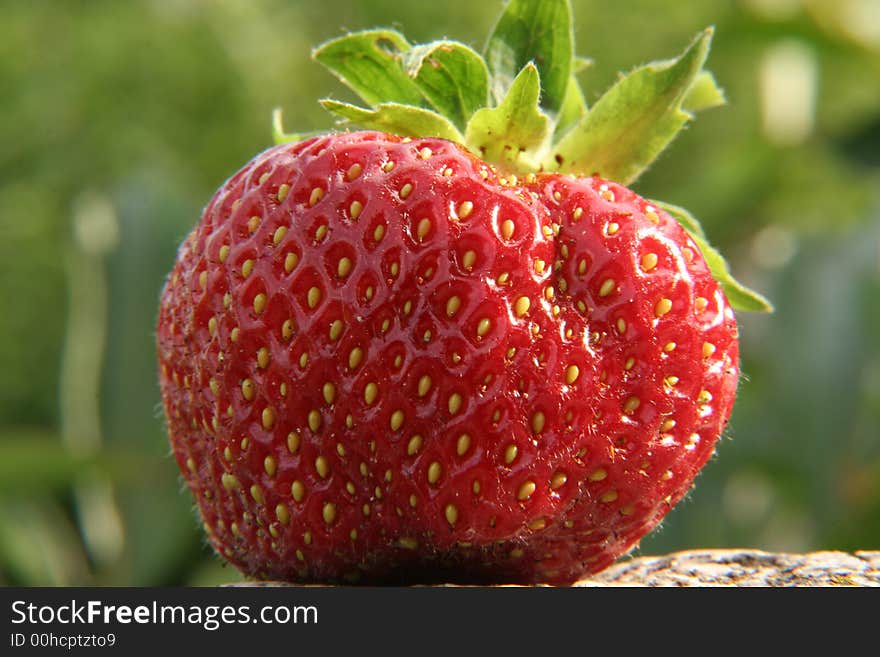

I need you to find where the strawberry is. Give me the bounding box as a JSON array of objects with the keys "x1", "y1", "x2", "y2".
[{"x1": 157, "y1": 0, "x2": 770, "y2": 584}]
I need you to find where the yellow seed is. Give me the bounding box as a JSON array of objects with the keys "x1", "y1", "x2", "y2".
[
  {"x1": 322, "y1": 382, "x2": 336, "y2": 404},
  {"x1": 308, "y1": 410, "x2": 322, "y2": 432},
  {"x1": 457, "y1": 201, "x2": 473, "y2": 219},
  {"x1": 448, "y1": 393, "x2": 462, "y2": 415},
  {"x1": 528, "y1": 518, "x2": 546, "y2": 530},
  {"x1": 291, "y1": 480, "x2": 305, "y2": 502},
  {"x1": 287, "y1": 431, "x2": 301, "y2": 454},
  {"x1": 273, "y1": 226, "x2": 287, "y2": 246},
  {"x1": 315, "y1": 225, "x2": 328, "y2": 242},
  {"x1": 624, "y1": 357, "x2": 636, "y2": 370},
  {"x1": 275, "y1": 503, "x2": 290, "y2": 525},
  {"x1": 617, "y1": 318, "x2": 627, "y2": 334},
  {"x1": 218, "y1": 245, "x2": 230, "y2": 263},
  {"x1": 500, "y1": 219, "x2": 515, "y2": 240},
  {"x1": 624, "y1": 396, "x2": 641, "y2": 413},
  {"x1": 445, "y1": 504, "x2": 458, "y2": 525},
  {"x1": 427, "y1": 461, "x2": 442, "y2": 485},
  {"x1": 399, "y1": 537, "x2": 418, "y2": 550},
  {"x1": 241, "y1": 259, "x2": 254, "y2": 278},
  {"x1": 253, "y1": 293, "x2": 267, "y2": 315},
  {"x1": 598, "y1": 279, "x2": 616, "y2": 297},
  {"x1": 531, "y1": 411, "x2": 546, "y2": 434},
  {"x1": 260, "y1": 406, "x2": 275, "y2": 429},
  {"x1": 373, "y1": 224, "x2": 385, "y2": 242},
  {"x1": 551, "y1": 472, "x2": 567, "y2": 489},
  {"x1": 565, "y1": 365, "x2": 580, "y2": 385},
  {"x1": 600, "y1": 490, "x2": 619, "y2": 503},
  {"x1": 390, "y1": 410, "x2": 404, "y2": 432},
  {"x1": 221, "y1": 473, "x2": 239, "y2": 490},
  {"x1": 382, "y1": 160, "x2": 395, "y2": 172},
  {"x1": 248, "y1": 215, "x2": 261, "y2": 233},
  {"x1": 250, "y1": 484, "x2": 264, "y2": 504},
  {"x1": 264, "y1": 455, "x2": 277, "y2": 476},
  {"x1": 462, "y1": 250, "x2": 476, "y2": 270},
  {"x1": 419, "y1": 147, "x2": 433, "y2": 159},
  {"x1": 381, "y1": 318, "x2": 390, "y2": 333},
  {"x1": 446, "y1": 295, "x2": 461, "y2": 317},
  {"x1": 416, "y1": 218, "x2": 431, "y2": 241},
  {"x1": 307, "y1": 286, "x2": 321, "y2": 309},
  {"x1": 276, "y1": 184, "x2": 290, "y2": 203},
  {"x1": 660, "y1": 418, "x2": 677, "y2": 432},
  {"x1": 407, "y1": 435, "x2": 423, "y2": 456},
  {"x1": 403, "y1": 300, "x2": 412, "y2": 316},
  {"x1": 322, "y1": 502, "x2": 336, "y2": 524},
  {"x1": 661, "y1": 470, "x2": 673, "y2": 481},
  {"x1": 589, "y1": 468, "x2": 607, "y2": 482},
  {"x1": 284, "y1": 252, "x2": 299, "y2": 273},
  {"x1": 645, "y1": 206, "x2": 660, "y2": 224},
  {"x1": 695, "y1": 297, "x2": 709, "y2": 311},
  {"x1": 346, "y1": 163, "x2": 362, "y2": 180},
  {"x1": 599, "y1": 185, "x2": 615, "y2": 202},
  {"x1": 282, "y1": 318, "x2": 295, "y2": 341},
  {"x1": 337, "y1": 444, "x2": 347, "y2": 457},
  {"x1": 417, "y1": 375, "x2": 432, "y2": 397},
  {"x1": 664, "y1": 375, "x2": 680, "y2": 387},
  {"x1": 534, "y1": 259, "x2": 546, "y2": 275},
  {"x1": 517, "y1": 481, "x2": 537, "y2": 501},
  {"x1": 514, "y1": 296, "x2": 530, "y2": 318},
  {"x1": 348, "y1": 347, "x2": 364, "y2": 369},
  {"x1": 390, "y1": 261, "x2": 399, "y2": 277},
  {"x1": 364, "y1": 382, "x2": 378, "y2": 405},
  {"x1": 409, "y1": 494, "x2": 418, "y2": 508},
  {"x1": 329, "y1": 319, "x2": 343, "y2": 341},
  {"x1": 607, "y1": 222, "x2": 619, "y2": 235},
  {"x1": 641, "y1": 253, "x2": 659, "y2": 271},
  {"x1": 703, "y1": 342, "x2": 717, "y2": 358},
  {"x1": 257, "y1": 347, "x2": 270, "y2": 369},
  {"x1": 240, "y1": 379, "x2": 255, "y2": 402},
  {"x1": 698, "y1": 389, "x2": 713, "y2": 403},
  {"x1": 504, "y1": 444, "x2": 518, "y2": 464},
  {"x1": 309, "y1": 187, "x2": 324, "y2": 206},
  {"x1": 573, "y1": 207, "x2": 584, "y2": 222},
  {"x1": 476, "y1": 318, "x2": 491, "y2": 338},
  {"x1": 365, "y1": 286, "x2": 374, "y2": 300},
  {"x1": 198, "y1": 270, "x2": 208, "y2": 289},
  {"x1": 349, "y1": 200, "x2": 363, "y2": 220},
  {"x1": 186, "y1": 457, "x2": 197, "y2": 473},
  {"x1": 652, "y1": 299, "x2": 672, "y2": 319},
  {"x1": 399, "y1": 183, "x2": 413, "y2": 199},
  {"x1": 315, "y1": 456, "x2": 329, "y2": 478},
  {"x1": 664, "y1": 342, "x2": 676, "y2": 353},
  {"x1": 208, "y1": 317, "x2": 218, "y2": 335},
  {"x1": 456, "y1": 433, "x2": 471, "y2": 456},
  {"x1": 578, "y1": 259, "x2": 587, "y2": 275}
]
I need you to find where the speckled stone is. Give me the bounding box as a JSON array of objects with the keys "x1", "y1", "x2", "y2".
[{"x1": 575, "y1": 549, "x2": 880, "y2": 587}]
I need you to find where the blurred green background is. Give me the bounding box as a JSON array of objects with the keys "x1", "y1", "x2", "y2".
[{"x1": 2, "y1": 0, "x2": 878, "y2": 585}]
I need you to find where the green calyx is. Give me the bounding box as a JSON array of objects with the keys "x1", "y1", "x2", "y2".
[{"x1": 272, "y1": 0, "x2": 771, "y2": 313}]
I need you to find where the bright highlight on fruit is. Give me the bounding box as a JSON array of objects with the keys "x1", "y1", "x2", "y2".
[{"x1": 157, "y1": 0, "x2": 771, "y2": 585}]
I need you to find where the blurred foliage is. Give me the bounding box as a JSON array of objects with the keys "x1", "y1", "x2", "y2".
[{"x1": 1, "y1": 0, "x2": 878, "y2": 585}]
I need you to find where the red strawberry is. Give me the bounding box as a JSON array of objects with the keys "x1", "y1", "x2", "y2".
[{"x1": 157, "y1": 1, "x2": 769, "y2": 584}]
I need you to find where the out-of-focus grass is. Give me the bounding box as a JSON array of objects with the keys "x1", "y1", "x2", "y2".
[{"x1": 1, "y1": 0, "x2": 878, "y2": 585}]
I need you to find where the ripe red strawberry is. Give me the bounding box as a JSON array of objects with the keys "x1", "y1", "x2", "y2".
[{"x1": 157, "y1": 1, "x2": 769, "y2": 584}]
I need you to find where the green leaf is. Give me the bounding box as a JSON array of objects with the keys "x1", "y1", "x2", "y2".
[
  {"x1": 682, "y1": 71, "x2": 726, "y2": 113},
  {"x1": 659, "y1": 202, "x2": 773, "y2": 313},
  {"x1": 321, "y1": 99, "x2": 464, "y2": 142},
  {"x1": 464, "y1": 63, "x2": 551, "y2": 173},
  {"x1": 548, "y1": 28, "x2": 717, "y2": 184},
  {"x1": 271, "y1": 108, "x2": 322, "y2": 145},
  {"x1": 312, "y1": 30, "x2": 426, "y2": 108},
  {"x1": 652, "y1": 199, "x2": 706, "y2": 239},
  {"x1": 484, "y1": 0, "x2": 573, "y2": 115},
  {"x1": 403, "y1": 41, "x2": 490, "y2": 131},
  {"x1": 554, "y1": 75, "x2": 587, "y2": 139}
]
